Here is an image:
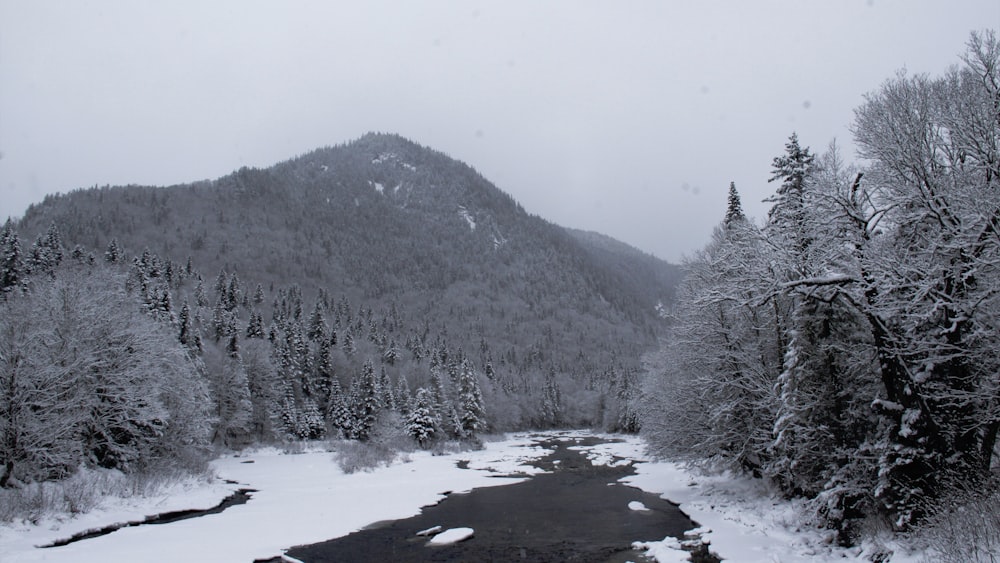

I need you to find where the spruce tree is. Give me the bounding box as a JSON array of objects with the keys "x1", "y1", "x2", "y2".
[
  {"x1": 351, "y1": 360, "x2": 380, "y2": 441},
  {"x1": 0, "y1": 219, "x2": 23, "y2": 295},
  {"x1": 457, "y1": 359, "x2": 486, "y2": 437},
  {"x1": 307, "y1": 301, "x2": 327, "y2": 341},
  {"x1": 104, "y1": 237, "x2": 123, "y2": 263},
  {"x1": 724, "y1": 181, "x2": 746, "y2": 228},
  {"x1": 406, "y1": 388, "x2": 437, "y2": 448}
]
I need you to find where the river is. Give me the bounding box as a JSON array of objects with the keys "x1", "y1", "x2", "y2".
[{"x1": 279, "y1": 435, "x2": 717, "y2": 562}]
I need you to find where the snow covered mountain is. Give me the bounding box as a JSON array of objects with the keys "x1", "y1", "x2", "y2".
[{"x1": 16, "y1": 132, "x2": 681, "y2": 427}]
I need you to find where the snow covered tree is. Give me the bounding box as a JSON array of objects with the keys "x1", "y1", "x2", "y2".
[
  {"x1": 349, "y1": 360, "x2": 380, "y2": 441},
  {"x1": 27, "y1": 222, "x2": 64, "y2": 278},
  {"x1": 208, "y1": 354, "x2": 253, "y2": 447},
  {"x1": 394, "y1": 374, "x2": 412, "y2": 417},
  {"x1": 241, "y1": 339, "x2": 280, "y2": 441},
  {"x1": 178, "y1": 301, "x2": 194, "y2": 347},
  {"x1": 325, "y1": 377, "x2": 352, "y2": 437},
  {"x1": 724, "y1": 181, "x2": 746, "y2": 228},
  {"x1": 306, "y1": 301, "x2": 327, "y2": 341},
  {"x1": 246, "y1": 310, "x2": 265, "y2": 339},
  {"x1": 849, "y1": 31, "x2": 1000, "y2": 527},
  {"x1": 0, "y1": 219, "x2": 24, "y2": 296},
  {"x1": 540, "y1": 367, "x2": 563, "y2": 427},
  {"x1": 0, "y1": 268, "x2": 212, "y2": 483},
  {"x1": 104, "y1": 237, "x2": 123, "y2": 264},
  {"x1": 406, "y1": 388, "x2": 437, "y2": 448},
  {"x1": 457, "y1": 359, "x2": 486, "y2": 437},
  {"x1": 378, "y1": 366, "x2": 395, "y2": 411}
]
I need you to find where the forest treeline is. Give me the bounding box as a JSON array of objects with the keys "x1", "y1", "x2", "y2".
[{"x1": 642, "y1": 31, "x2": 1000, "y2": 543}]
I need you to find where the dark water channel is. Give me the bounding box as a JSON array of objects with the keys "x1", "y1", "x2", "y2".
[
  {"x1": 41, "y1": 486, "x2": 256, "y2": 548},
  {"x1": 280, "y1": 436, "x2": 716, "y2": 563}
]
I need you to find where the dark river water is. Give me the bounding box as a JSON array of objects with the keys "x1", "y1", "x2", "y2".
[{"x1": 278, "y1": 435, "x2": 716, "y2": 563}]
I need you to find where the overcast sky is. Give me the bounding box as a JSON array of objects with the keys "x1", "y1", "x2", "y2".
[{"x1": 1, "y1": 1, "x2": 996, "y2": 262}]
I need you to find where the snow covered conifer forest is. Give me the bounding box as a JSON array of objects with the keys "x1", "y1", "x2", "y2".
[{"x1": 642, "y1": 30, "x2": 1000, "y2": 543}]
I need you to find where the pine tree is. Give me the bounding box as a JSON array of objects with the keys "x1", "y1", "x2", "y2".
[
  {"x1": 104, "y1": 237, "x2": 123, "y2": 263},
  {"x1": 724, "y1": 181, "x2": 746, "y2": 228},
  {"x1": 0, "y1": 219, "x2": 24, "y2": 295},
  {"x1": 194, "y1": 276, "x2": 207, "y2": 307},
  {"x1": 326, "y1": 377, "x2": 352, "y2": 437},
  {"x1": 766, "y1": 132, "x2": 815, "y2": 257},
  {"x1": 350, "y1": 360, "x2": 380, "y2": 441},
  {"x1": 214, "y1": 270, "x2": 228, "y2": 303},
  {"x1": 246, "y1": 310, "x2": 265, "y2": 339},
  {"x1": 378, "y1": 366, "x2": 395, "y2": 411},
  {"x1": 406, "y1": 388, "x2": 437, "y2": 447},
  {"x1": 383, "y1": 338, "x2": 399, "y2": 365},
  {"x1": 28, "y1": 222, "x2": 63, "y2": 277},
  {"x1": 395, "y1": 374, "x2": 412, "y2": 417},
  {"x1": 307, "y1": 301, "x2": 327, "y2": 341},
  {"x1": 178, "y1": 301, "x2": 193, "y2": 347},
  {"x1": 541, "y1": 367, "x2": 563, "y2": 427},
  {"x1": 226, "y1": 273, "x2": 242, "y2": 311},
  {"x1": 457, "y1": 359, "x2": 486, "y2": 437}
]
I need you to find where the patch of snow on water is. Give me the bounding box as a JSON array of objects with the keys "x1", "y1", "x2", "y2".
[
  {"x1": 416, "y1": 525, "x2": 442, "y2": 537},
  {"x1": 426, "y1": 527, "x2": 474, "y2": 545},
  {"x1": 632, "y1": 536, "x2": 690, "y2": 563},
  {"x1": 628, "y1": 500, "x2": 650, "y2": 511}
]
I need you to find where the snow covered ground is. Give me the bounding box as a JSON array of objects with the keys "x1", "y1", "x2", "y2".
[
  {"x1": 1, "y1": 431, "x2": 924, "y2": 562},
  {"x1": 580, "y1": 437, "x2": 925, "y2": 563}
]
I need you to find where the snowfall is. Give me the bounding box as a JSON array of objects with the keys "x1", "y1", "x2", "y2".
[{"x1": 0, "y1": 431, "x2": 927, "y2": 562}]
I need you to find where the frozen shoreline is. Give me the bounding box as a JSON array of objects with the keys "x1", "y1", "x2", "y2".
[{"x1": 1, "y1": 431, "x2": 924, "y2": 562}]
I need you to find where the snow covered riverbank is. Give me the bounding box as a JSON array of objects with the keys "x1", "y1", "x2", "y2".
[{"x1": 1, "y1": 431, "x2": 924, "y2": 562}]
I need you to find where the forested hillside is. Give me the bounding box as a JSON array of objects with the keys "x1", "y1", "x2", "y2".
[
  {"x1": 2, "y1": 133, "x2": 679, "y2": 491},
  {"x1": 642, "y1": 31, "x2": 1000, "y2": 546}
]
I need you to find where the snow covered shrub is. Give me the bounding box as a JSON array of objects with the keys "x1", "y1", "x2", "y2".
[
  {"x1": 917, "y1": 487, "x2": 1000, "y2": 563},
  {"x1": 335, "y1": 412, "x2": 413, "y2": 473},
  {"x1": 0, "y1": 465, "x2": 210, "y2": 524},
  {"x1": 334, "y1": 440, "x2": 397, "y2": 474}
]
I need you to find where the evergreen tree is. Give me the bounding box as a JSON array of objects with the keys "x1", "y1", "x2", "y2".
[
  {"x1": 724, "y1": 181, "x2": 746, "y2": 228},
  {"x1": 406, "y1": 388, "x2": 437, "y2": 447},
  {"x1": 28, "y1": 222, "x2": 63, "y2": 277},
  {"x1": 383, "y1": 338, "x2": 399, "y2": 365},
  {"x1": 307, "y1": 301, "x2": 328, "y2": 341},
  {"x1": 541, "y1": 367, "x2": 563, "y2": 427},
  {"x1": 350, "y1": 360, "x2": 380, "y2": 441},
  {"x1": 0, "y1": 219, "x2": 23, "y2": 295},
  {"x1": 326, "y1": 377, "x2": 352, "y2": 437},
  {"x1": 194, "y1": 276, "x2": 207, "y2": 307},
  {"x1": 457, "y1": 359, "x2": 486, "y2": 437},
  {"x1": 104, "y1": 237, "x2": 123, "y2": 264},
  {"x1": 766, "y1": 132, "x2": 815, "y2": 256},
  {"x1": 178, "y1": 301, "x2": 193, "y2": 347},
  {"x1": 246, "y1": 310, "x2": 265, "y2": 339},
  {"x1": 378, "y1": 366, "x2": 395, "y2": 411},
  {"x1": 395, "y1": 374, "x2": 412, "y2": 417}
]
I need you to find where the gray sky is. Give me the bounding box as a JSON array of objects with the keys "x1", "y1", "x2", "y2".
[{"x1": 1, "y1": 1, "x2": 996, "y2": 262}]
